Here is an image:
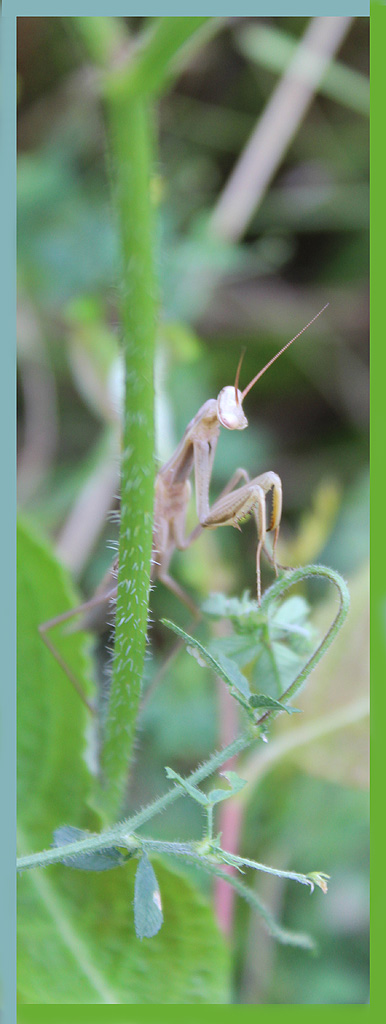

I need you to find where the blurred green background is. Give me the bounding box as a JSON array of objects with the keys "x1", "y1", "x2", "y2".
[{"x1": 17, "y1": 16, "x2": 369, "y2": 1004}]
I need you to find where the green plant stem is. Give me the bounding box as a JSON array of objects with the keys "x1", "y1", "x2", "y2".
[
  {"x1": 73, "y1": 16, "x2": 127, "y2": 66},
  {"x1": 71, "y1": 15, "x2": 223, "y2": 825},
  {"x1": 94, "y1": 91, "x2": 156, "y2": 823},
  {"x1": 17, "y1": 734, "x2": 252, "y2": 872},
  {"x1": 104, "y1": 17, "x2": 211, "y2": 100},
  {"x1": 206, "y1": 804, "x2": 214, "y2": 840},
  {"x1": 17, "y1": 567, "x2": 349, "y2": 873},
  {"x1": 137, "y1": 839, "x2": 316, "y2": 891},
  {"x1": 189, "y1": 860, "x2": 315, "y2": 950}
]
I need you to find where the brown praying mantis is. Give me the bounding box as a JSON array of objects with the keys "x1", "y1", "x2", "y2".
[{"x1": 39, "y1": 304, "x2": 328, "y2": 707}]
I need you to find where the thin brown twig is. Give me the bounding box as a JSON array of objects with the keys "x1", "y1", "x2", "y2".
[{"x1": 209, "y1": 16, "x2": 353, "y2": 242}]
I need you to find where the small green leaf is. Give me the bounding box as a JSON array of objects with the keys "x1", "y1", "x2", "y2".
[
  {"x1": 221, "y1": 770, "x2": 248, "y2": 791},
  {"x1": 165, "y1": 767, "x2": 209, "y2": 805},
  {"x1": 207, "y1": 770, "x2": 247, "y2": 805},
  {"x1": 248, "y1": 694, "x2": 302, "y2": 714},
  {"x1": 201, "y1": 590, "x2": 260, "y2": 628},
  {"x1": 162, "y1": 619, "x2": 251, "y2": 712},
  {"x1": 306, "y1": 871, "x2": 330, "y2": 894},
  {"x1": 17, "y1": 517, "x2": 94, "y2": 849},
  {"x1": 269, "y1": 595, "x2": 310, "y2": 626},
  {"x1": 208, "y1": 633, "x2": 260, "y2": 665},
  {"x1": 212, "y1": 847, "x2": 245, "y2": 872},
  {"x1": 209, "y1": 651, "x2": 251, "y2": 698},
  {"x1": 53, "y1": 827, "x2": 127, "y2": 871},
  {"x1": 186, "y1": 645, "x2": 208, "y2": 668},
  {"x1": 268, "y1": 595, "x2": 317, "y2": 655},
  {"x1": 134, "y1": 854, "x2": 163, "y2": 939},
  {"x1": 208, "y1": 789, "x2": 241, "y2": 805}
]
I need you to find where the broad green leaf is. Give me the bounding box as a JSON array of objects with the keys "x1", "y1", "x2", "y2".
[
  {"x1": 17, "y1": 519, "x2": 230, "y2": 1003},
  {"x1": 17, "y1": 850, "x2": 230, "y2": 1003},
  {"x1": 134, "y1": 854, "x2": 163, "y2": 939},
  {"x1": 17, "y1": 517, "x2": 95, "y2": 847},
  {"x1": 53, "y1": 827, "x2": 128, "y2": 871}
]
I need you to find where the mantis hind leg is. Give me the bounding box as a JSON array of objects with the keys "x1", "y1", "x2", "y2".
[{"x1": 38, "y1": 586, "x2": 117, "y2": 713}]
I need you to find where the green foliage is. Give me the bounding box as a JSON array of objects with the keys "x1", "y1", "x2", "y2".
[
  {"x1": 134, "y1": 853, "x2": 163, "y2": 939},
  {"x1": 104, "y1": 17, "x2": 212, "y2": 100},
  {"x1": 237, "y1": 21, "x2": 369, "y2": 116},
  {"x1": 97, "y1": 93, "x2": 156, "y2": 821},
  {"x1": 203, "y1": 591, "x2": 317, "y2": 698},
  {"x1": 53, "y1": 827, "x2": 129, "y2": 871},
  {"x1": 17, "y1": 521, "x2": 231, "y2": 1003},
  {"x1": 18, "y1": 855, "x2": 230, "y2": 1003},
  {"x1": 208, "y1": 770, "x2": 248, "y2": 805},
  {"x1": 163, "y1": 613, "x2": 304, "y2": 719},
  {"x1": 238, "y1": 770, "x2": 369, "y2": 1003},
  {"x1": 164, "y1": 767, "x2": 247, "y2": 809},
  {"x1": 17, "y1": 518, "x2": 93, "y2": 845},
  {"x1": 17, "y1": 13, "x2": 368, "y2": 1005}
]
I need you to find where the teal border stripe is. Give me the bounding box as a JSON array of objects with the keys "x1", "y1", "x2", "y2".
[{"x1": 6, "y1": 3, "x2": 371, "y2": 16}]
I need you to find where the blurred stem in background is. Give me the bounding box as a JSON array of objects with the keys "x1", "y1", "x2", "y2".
[{"x1": 210, "y1": 17, "x2": 354, "y2": 242}]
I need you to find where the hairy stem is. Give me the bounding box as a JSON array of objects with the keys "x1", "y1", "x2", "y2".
[
  {"x1": 96, "y1": 92, "x2": 156, "y2": 822},
  {"x1": 17, "y1": 734, "x2": 252, "y2": 872}
]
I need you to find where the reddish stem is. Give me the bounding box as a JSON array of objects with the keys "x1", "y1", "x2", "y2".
[{"x1": 214, "y1": 682, "x2": 244, "y2": 934}]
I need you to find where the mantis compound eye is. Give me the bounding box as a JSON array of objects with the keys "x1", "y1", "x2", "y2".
[{"x1": 217, "y1": 387, "x2": 248, "y2": 430}]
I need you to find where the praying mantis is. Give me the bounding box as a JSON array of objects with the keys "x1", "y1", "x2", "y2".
[{"x1": 39, "y1": 304, "x2": 328, "y2": 705}]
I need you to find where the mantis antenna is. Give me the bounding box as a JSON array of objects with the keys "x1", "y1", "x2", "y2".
[
  {"x1": 241, "y1": 303, "x2": 329, "y2": 401},
  {"x1": 234, "y1": 347, "x2": 246, "y2": 405}
]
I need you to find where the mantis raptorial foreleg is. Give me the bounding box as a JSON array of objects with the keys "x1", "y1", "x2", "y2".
[{"x1": 199, "y1": 470, "x2": 282, "y2": 603}]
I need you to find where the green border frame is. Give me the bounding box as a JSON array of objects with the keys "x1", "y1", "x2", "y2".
[
  {"x1": 369, "y1": 0, "x2": 384, "y2": 1018},
  {"x1": 11, "y1": 1006, "x2": 374, "y2": 1024},
  {"x1": 4, "y1": 3, "x2": 374, "y2": 1022}
]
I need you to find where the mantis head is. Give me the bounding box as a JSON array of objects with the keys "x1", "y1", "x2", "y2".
[{"x1": 217, "y1": 304, "x2": 329, "y2": 431}]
